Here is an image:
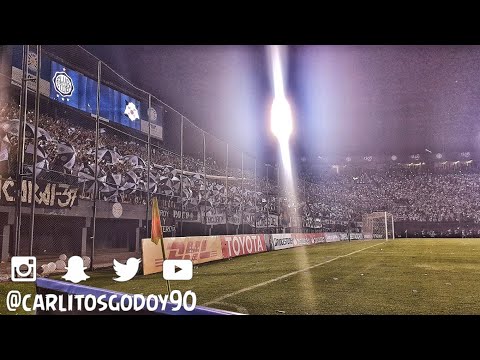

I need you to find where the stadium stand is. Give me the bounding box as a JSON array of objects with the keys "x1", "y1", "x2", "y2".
[{"x1": 2, "y1": 96, "x2": 480, "y2": 238}]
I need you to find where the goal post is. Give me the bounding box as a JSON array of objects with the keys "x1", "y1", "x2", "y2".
[{"x1": 362, "y1": 211, "x2": 395, "y2": 240}]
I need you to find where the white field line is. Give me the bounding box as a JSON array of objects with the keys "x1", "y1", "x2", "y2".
[{"x1": 203, "y1": 241, "x2": 386, "y2": 306}]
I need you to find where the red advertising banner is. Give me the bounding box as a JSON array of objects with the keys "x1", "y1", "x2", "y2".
[
  {"x1": 142, "y1": 235, "x2": 223, "y2": 275},
  {"x1": 221, "y1": 234, "x2": 267, "y2": 258},
  {"x1": 166, "y1": 236, "x2": 223, "y2": 263}
]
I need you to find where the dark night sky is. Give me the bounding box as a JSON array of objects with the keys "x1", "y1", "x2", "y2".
[{"x1": 83, "y1": 45, "x2": 480, "y2": 161}]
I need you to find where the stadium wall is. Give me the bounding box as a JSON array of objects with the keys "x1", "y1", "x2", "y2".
[{"x1": 142, "y1": 231, "x2": 356, "y2": 275}]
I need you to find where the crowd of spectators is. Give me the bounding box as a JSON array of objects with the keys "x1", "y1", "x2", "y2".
[
  {"x1": 2, "y1": 98, "x2": 480, "y2": 229},
  {"x1": 295, "y1": 167, "x2": 480, "y2": 224}
]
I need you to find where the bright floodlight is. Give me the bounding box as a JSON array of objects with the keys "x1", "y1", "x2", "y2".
[
  {"x1": 271, "y1": 96, "x2": 293, "y2": 142},
  {"x1": 269, "y1": 45, "x2": 292, "y2": 142}
]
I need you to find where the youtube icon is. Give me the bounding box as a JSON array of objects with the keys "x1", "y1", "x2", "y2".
[{"x1": 163, "y1": 260, "x2": 193, "y2": 280}]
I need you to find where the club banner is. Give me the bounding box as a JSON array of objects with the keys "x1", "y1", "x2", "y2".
[
  {"x1": 156, "y1": 196, "x2": 179, "y2": 210},
  {"x1": 271, "y1": 233, "x2": 294, "y2": 250},
  {"x1": 328, "y1": 232, "x2": 363, "y2": 241},
  {"x1": 195, "y1": 209, "x2": 280, "y2": 227},
  {"x1": 256, "y1": 214, "x2": 279, "y2": 228},
  {"x1": 160, "y1": 208, "x2": 200, "y2": 223},
  {"x1": 200, "y1": 211, "x2": 258, "y2": 226},
  {"x1": 142, "y1": 235, "x2": 223, "y2": 275},
  {"x1": 202, "y1": 211, "x2": 226, "y2": 225},
  {"x1": 227, "y1": 212, "x2": 260, "y2": 227},
  {"x1": 162, "y1": 225, "x2": 176, "y2": 235},
  {"x1": 227, "y1": 213, "x2": 241, "y2": 226},
  {"x1": 315, "y1": 232, "x2": 363, "y2": 242},
  {"x1": 292, "y1": 233, "x2": 325, "y2": 247},
  {"x1": 0, "y1": 178, "x2": 78, "y2": 209},
  {"x1": 221, "y1": 234, "x2": 267, "y2": 258},
  {"x1": 156, "y1": 196, "x2": 199, "y2": 221},
  {"x1": 242, "y1": 213, "x2": 257, "y2": 226},
  {"x1": 349, "y1": 233, "x2": 364, "y2": 240},
  {"x1": 304, "y1": 218, "x2": 361, "y2": 229},
  {"x1": 226, "y1": 212, "x2": 255, "y2": 226},
  {"x1": 324, "y1": 233, "x2": 340, "y2": 242}
]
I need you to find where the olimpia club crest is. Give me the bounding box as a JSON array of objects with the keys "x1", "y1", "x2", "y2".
[
  {"x1": 53, "y1": 68, "x2": 74, "y2": 101},
  {"x1": 124, "y1": 100, "x2": 139, "y2": 121}
]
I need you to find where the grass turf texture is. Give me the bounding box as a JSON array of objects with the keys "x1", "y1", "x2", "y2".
[{"x1": 2, "y1": 238, "x2": 480, "y2": 314}]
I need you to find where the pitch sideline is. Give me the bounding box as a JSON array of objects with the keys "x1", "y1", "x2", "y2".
[{"x1": 203, "y1": 240, "x2": 387, "y2": 307}]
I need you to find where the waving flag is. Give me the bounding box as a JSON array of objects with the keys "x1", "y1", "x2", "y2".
[
  {"x1": 151, "y1": 197, "x2": 163, "y2": 246},
  {"x1": 150, "y1": 196, "x2": 171, "y2": 292}
]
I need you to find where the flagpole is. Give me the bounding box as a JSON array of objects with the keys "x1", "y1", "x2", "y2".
[
  {"x1": 152, "y1": 197, "x2": 171, "y2": 293},
  {"x1": 158, "y1": 217, "x2": 171, "y2": 294}
]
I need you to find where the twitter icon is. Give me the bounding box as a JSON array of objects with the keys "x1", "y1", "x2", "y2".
[{"x1": 113, "y1": 258, "x2": 141, "y2": 282}]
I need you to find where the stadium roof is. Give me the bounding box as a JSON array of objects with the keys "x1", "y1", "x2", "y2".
[{"x1": 84, "y1": 45, "x2": 480, "y2": 160}]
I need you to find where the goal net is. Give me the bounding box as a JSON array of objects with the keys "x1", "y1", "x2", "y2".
[{"x1": 362, "y1": 211, "x2": 395, "y2": 240}]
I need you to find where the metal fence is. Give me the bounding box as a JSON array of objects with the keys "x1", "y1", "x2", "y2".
[{"x1": 0, "y1": 44, "x2": 335, "y2": 271}]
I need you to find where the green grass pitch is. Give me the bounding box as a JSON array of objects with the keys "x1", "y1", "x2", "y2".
[{"x1": 3, "y1": 238, "x2": 480, "y2": 314}]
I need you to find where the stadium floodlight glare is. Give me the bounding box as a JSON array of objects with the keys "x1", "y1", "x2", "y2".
[
  {"x1": 270, "y1": 95, "x2": 293, "y2": 142},
  {"x1": 269, "y1": 44, "x2": 314, "y2": 306},
  {"x1": 269, "y1": 45, "x2": 292, "y2": 143}
]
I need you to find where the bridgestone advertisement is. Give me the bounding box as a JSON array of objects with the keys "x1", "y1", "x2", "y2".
[{"x1": 271, "y1": 233, "x2": 294, "y2": 250}]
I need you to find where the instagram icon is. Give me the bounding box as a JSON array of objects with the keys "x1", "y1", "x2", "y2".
[{"x1": 11, "y1": 256, "x2": 37, "y2": 282}]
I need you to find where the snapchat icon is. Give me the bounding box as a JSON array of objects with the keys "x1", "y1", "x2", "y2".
[{"x1": 62, "y1": 256, "x2": 90, "y2": 283}]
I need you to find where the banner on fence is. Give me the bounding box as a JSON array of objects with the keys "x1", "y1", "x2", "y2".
[
  {"x1": 160, "y1": 208, "x2": 200, "y2": 223},
  {"x1": 200, "y1": 211, "x2": 260, "y2": 226},
  {"x1": 221, "y1": 234, "x2": 267, "y2": 258},
  {"x1": 349, "y1": 233, "x2": 364, "y2": 240},
  {"x1": 202, "y1": 211, "x2": 226, "y2": 225},
  {"x1": 0, "y1": 178, "x2": 79, "y2": 209},
  {"x1": 303, "y1": 218, "x2": 363, "y2": 229},
  {"x1": 256, "y1": 214, "x2": 279, "y2": 228},
  {"x1": 226, "y1": 212, "x2": 256, "y2": 226}
]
